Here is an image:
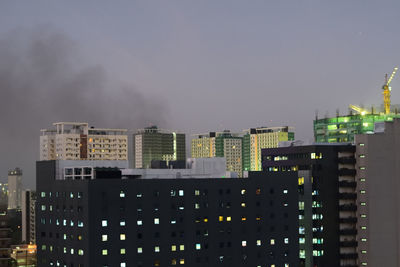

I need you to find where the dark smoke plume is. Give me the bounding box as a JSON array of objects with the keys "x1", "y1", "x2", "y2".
[{"x1": 0, "y1": 27, "x2": 169, "y2": 188}]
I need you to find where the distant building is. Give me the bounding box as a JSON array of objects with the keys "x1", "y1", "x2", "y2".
[
  {"x1": 242, "y1": 126, "x2": 294, "y2": 171},
  {"x1": 133, "y1": 126, "x2": 186, "y2": 169},
  {"x1": 0, "y1": 183, "x2": 8, "y2": 208},
  {"x1": 0, "y1": 211, "x2": 12, "y2": 267},
  {"x1": 36, "y1": 160, "x2": 298, "y2": 267},
  {"x1": 8, "y1": 168, "x2": 22, "y2": 210},
  {"x1": 262, "y1": 143, "x2": 357, "y2": 267},
  {"x1": 191, "y1": 130, "x2": 243, "y2": 177},
  {"x1": 22, "y1": 190, "x2": 36, "y2": 244},
  {"x1": 40, "y1": 122, "x2": 128, "y2": 161},
  {"x1": 355, "y1": 119, "x2": 400, "y2": 267},
  {"x1": 10, "y1": 244, "x2": 36, "y2": 267},
  {"x1": 314, "y1": 113, "x2": 400, "y2": 143}
]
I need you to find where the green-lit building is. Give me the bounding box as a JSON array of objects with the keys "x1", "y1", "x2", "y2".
[
  {"x1": 314, "y1": 113, "x2": 400, "y2": 143},
  {"x1": 133, "y1": 126, "x2": 186, "y2": 168}
]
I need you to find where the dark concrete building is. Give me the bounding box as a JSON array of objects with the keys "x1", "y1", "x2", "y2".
[
  {"x1": 36, "y1": 161, "x2": 298, "y2": 267},
  {"x1": 262, "y1": 144, "x2": 357, "y2": 267}
]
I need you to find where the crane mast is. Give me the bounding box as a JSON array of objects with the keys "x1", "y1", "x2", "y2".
[{"x1": 383, "y1": 67, "x2": 398, "y2": 114}]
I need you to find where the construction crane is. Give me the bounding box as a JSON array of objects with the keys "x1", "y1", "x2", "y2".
[{"x1": 383, "y1": 67, "x2": 398, "y2": 114}]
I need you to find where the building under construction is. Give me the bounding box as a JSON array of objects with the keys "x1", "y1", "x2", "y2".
[{"x1": 314, "y1": 67, "x2": 400, "y2": 143}]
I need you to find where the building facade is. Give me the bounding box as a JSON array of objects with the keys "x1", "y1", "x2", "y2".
[
  {"x1": 133, "y1": 126, "x2": 186, "y2": 169},
  {"x1": 262, "y1": 144, "x2": 357, "y2": 267},
  {"x1": 191, "y1": 131, "x2": 243, "y2": 177},
  {"x1": 354, "y1": 119, "x2": 400, "y2": 266},
  {"x1": 0, "y1": 212, "x2": 12, "y2": 267},
  {"x1": 314, "y1": 113, "x2": 400, "y2": 143},
  {"x1": 36, "y1": 160, "x2": 298, "y2": 267},
  {"x1": 8, "y1": 168, "x2": 22, "y2": 210},
  {"x1": 243, "y1": 126, "x2": 295, "y2": 171},
  {"x1": 11, "y1": 244, "x2": 37, "y2": 267},
  {"x1": 40, "y1": 122, "x2": 128, "y2": 161},
  {"x1": 22, "y1": 190, "x2": 36, "y2": 244}
]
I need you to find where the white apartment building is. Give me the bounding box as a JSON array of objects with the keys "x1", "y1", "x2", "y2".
[
  {"x1": 40, "y1": 122, "x2": 128, "y2": 161},
  {"x1": 8, "y1": 168, "x2": 22, "y2": 210}
]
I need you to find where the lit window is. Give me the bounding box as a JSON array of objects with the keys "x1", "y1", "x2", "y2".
[
  {"x1": 283, "y1": 189, "x2": 288, "y2": 194},
  {"x1": 179, "y1": 190, "x2": 184, "y2": 196},
  {"x1": 120, "y1": 234, "x2": 126, "y2": 240},
  {"x1": 41, "y1": 205, "x2": 46, "y2": 211},
  {"x1": 242, "y1": 240, "x2": 247, "y2": 247},
  {"x1": 171, "y1": 190, "x2": 176, "y2": 196},
  {"x1": 256, "y1": 188, "x2": 261, "y2": 195},
  {"x1": 120, "y1": 263, "x2": 126, "y2": 267},
  {"x1": 171, "y1": 245, "x2": 177, "y2": 251},
  {"x1": 120, "y1": 221, "x2": 126, "y2": 226},
  {"x1": 63, "y1": 234, "x2": 66, "y2": 240},
  {"x1": 298, "y1": 177, "x2": 304, "y2": 185},
  {"x1": 362, "y1": 250, "x2": 367, "y2": 254},
  {"x1": 219, "y1": 216, "x2": 224, "y2": 222},
  {"x1": 195, "y1": 203, "x2": 200, "y2": 209},
  {"x1": 256, "y1": 240, "x2": 261, "y2": 246},
  {"x1": 137, "y1": 247, "x2": 143, "y2": 253},
  {"x1": 284, "y1": 238, "x2": 289, "y2": 244},
  {"x1": 120, "y1": 191, "x2": 125, "y2": 198},
  {"x1": 154, "y1": 218, "x2": 160, "y2": 224},
  {"x1": 102, "y1": 235, "x2": 107, "y2": 241},
  {"x1": 120, "y1": 248, "x2": 126, "y2": 254},
  {"x1": 241, "y1": 189, "x2": 246, "y2": 195},
  {"x1": 155, "y1": 246, "x2": 160, "y2": 252},
  {"x1": 359, "y1": 143, "x2": 365, "y2": 146},
  {"x1": 203, "y1": 217, "x2": 208, "y2": 222},
  {"x1": 136, "y1": 193, "x2": 142, "y2": 198},
  {"x1": 241, "y1": 202, "x2": 246, "y2": 207},
  {"x1": 102, "y1": 220, "x2": 107, "y2": 227},
  {"x1": 195, "y1": 243, "x2": 201, "y2": 250},
  {"x1": 360, "y1": 190, "x2": 366, "y2": 194},
  {"x1": 361, "y1": 238, "x2": 367, "y2": 242},
  {"x1": 70, "y1": 248, "x2": 74, "y2": 254},
  {"x1": 241, "y1": 217, "x2": 247, "y2": 221},
  {"x1": 179, "y1": 259, "x2": 185, "y2": 264},
  {"x1": 361, "y1": 226, "x2": 367, "y2": 230},
  {"x1": 226, "y1": 216, "x2": 231, "y2": 222},
  {"x1": 270, "y1": 239, "x2": 275, "y2": 245},
  {"x1": 180, "y1": 245, "x2": 185, "y2": 251},
  {"x1": 137, "y1": 220, "x2": 142, "y2": 226},
  {"x1": 102, "y1": 249, "x2": 108, "y2": 255},
  {"x1": 194, "y1": 189, "x2": 200, "y2": 196},
  {"x1": 78, "y1": 249, "x2": 84, "y2": 255}
]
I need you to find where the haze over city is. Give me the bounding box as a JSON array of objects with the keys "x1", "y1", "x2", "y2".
[{"x1": 1, "y1": 0, "x2": 400, "y2": 189}]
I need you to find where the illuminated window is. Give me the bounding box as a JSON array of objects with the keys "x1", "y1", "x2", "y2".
[
  {"x1": 137, "y1": 247, "x2": 143, "y2": 253},
  {"x1": 154, "y1": 218, "x2": 160, "y2": 224},
  {"x1": 226, "y1": 216, "x2": 231, "y2": 222},
  {"x1": 360, "y1": 190, "x2": 366, "y2": 194},
  {"x1": 78, "y1": 249, "x2": 84, "y2": 255},
  {"x1": 171, "y1": 245, "x2": 176, "y2": 251},
  {"x1": 361, "y1": 226, "x2": 367, "y2": 230},
  {"x1": 102, "y1": 235, "x2": 107, "y2": 241},
  {"x1": 137, "y1": 220, "x2": 143, "y2": 226},
  {"x1": 121, "y1": 263, "x2": 126, "y2": 267},
  {"x1": 284, "y1": 238, "x2": 289, "y2": 244},
  {"x1": 120, "y1": 248, "x2": 126, "y2": 254},
  {"x1": 179, "y1": 190, "x2": 184, "y2": 196},
  {"x1": 179, "y1": 245, "x2": 185, "y2": 251},
  {"x1": 362, "y1": 250, "x2": 367, "y2": 254},
  {"x1": 219, "y1": 216, "x2": 224, "y2": 222},
  {"x1": 283, "y1": 189, "x2": 288, "y2": 194},
  {"x1": 360, "y1": 178, "x2": 366, "y2": 182},
  {"x1": 203, "y1": 217, "x2": 208, "y2": 222},
  {"x1": 194, "y1": 189, "x2": 200, "y2": 196},
  {"x1": 195, "y1": 243, "x2": 201, "y2": 250},
  {"x1": 120, "y1": 234, "x2": 126, "y2": 240},
  {"x1": 241, "y1": 202, "x2": 246, "y2": 207},
  {"x1": 120, "y1": 191, "x2": 125, "y2": 198},
  {"x1": 298, "y1": 177, "x2": 304, "y2": 185},
  {"x1": 120, "y1": 220, "x2": 126, "y2": 226},
  {"x1": 241, "y1": 217, "x2": 247, "y2": 221},
  {"x1": 256, "y1": 188, "x2": 261, "y2": 195},
  {"x1": 102, "y1": 249, "x2": 108, "y2": 255},
  {"x1": 102, "y1": 220, "x2": 107, "y2": 227},
  {"x1": 361, "y1": 214, "x2": 367, "y2": 218},
  {"x1": 242, "y1": 241, "x2": 247, "y2": 247},
  {"x1": 241, "y1": 189, "x2": 246, "y2": 195},
  {"x1": 195, "y1": 203, "x2": 200, "y2": 209},
  {"x1": 270, "y1": 239, "x2": 275, "y2": 245},
  {"x1": 359, "y1": 143, "x2": 365, "y2": 146},
  {"x1": 256, "y1": 240, "x2": 261, "y2": 246},
  {"x1": 361, "y1": 238, "x2": 367, "y2": 242},
  {"x1": 360, "y1": 166, "x2": 366, "y2": 170},
  {"x1": 179, "y1": 259, "x2": 185, "y2": 264},
  {"x1": 155, "y1": 246, "x2": 160, "y2": 252}
]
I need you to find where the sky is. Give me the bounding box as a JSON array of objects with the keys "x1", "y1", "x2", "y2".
[{"x1": 1, "y1": 0, "x2": 400, "y2": 189}]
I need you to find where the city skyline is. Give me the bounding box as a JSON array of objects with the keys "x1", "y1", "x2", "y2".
[{"x1": 1, "y1": 1, "x2": 400, "y2": 188}]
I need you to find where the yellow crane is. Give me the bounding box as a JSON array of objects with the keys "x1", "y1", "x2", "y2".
[{"x1": 383, "y1": 67, "x2": 398, "y2": 114}]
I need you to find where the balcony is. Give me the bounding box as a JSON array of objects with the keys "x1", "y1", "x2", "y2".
[
  {"x1": 339, "y1": 181, "x2": 357, "y2": 188},
  {"x1": 339, "y1": 217, "x2": 357, "y2": 223},
  {"x1": 339, "y1": 193, "x2": 357, "y2": 200},
  {"x1": 338, "y1": 157, "x2": 356, "y2": 164},
  {"x1": 339, "y1": 168, "x2": 356, "y2": 177},
  {"x1": 339, "y1": 204, "x2": 357, "y2": 211},
  {"x1": 339, "y1": 228, "x2": 357, "y2": 235},
  {"x1": 340, "y1": 253, "x2": 358, "y2": 259}
]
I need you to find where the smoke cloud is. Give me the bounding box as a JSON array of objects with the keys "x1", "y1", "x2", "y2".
[{"x1": 0, "y1": 27, "x2": 169, "y2": 188}]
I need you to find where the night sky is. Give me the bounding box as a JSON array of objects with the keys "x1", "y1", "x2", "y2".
[{"x1": 1, "y1": 0, "x2": 400, "y2": 188}]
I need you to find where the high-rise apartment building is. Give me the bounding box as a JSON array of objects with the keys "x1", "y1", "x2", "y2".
[
  {"x1": 22, "y1": 190, "x2": 36, "y2": 244},
  {"x1": 133, "y1": 126, "x2": 186, "y2": 168},
  {"x1": 262, "y1": 144, "x2": 358, "y2": 267},
  {"x1": 8, "y1": 168, "x2": 22, "y2": 210},
  {"x1": 10, "y1": 244, "x2": 37, "y2": 267},
  {"x1": 314, "y1": 113, "x2": 400, "y2": 143},
  {"x1": 243, "y1": 126, "x2": 294, "y2": 171},
  {"x1": 40, "y1": 122, "x2": 128, "y2": 161},
  {"x1": 354, "y1": 119, "x2": 400, "y2": 267},
  {"x1": 191, "y1": 131, "x2": 243, "y2": 177},
  {"x1": 0, "y1": 213, "x2": 12, "y2": 267},
  {"x1": 36, "y1": 160, "x2": 298, "y2": 267}
]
